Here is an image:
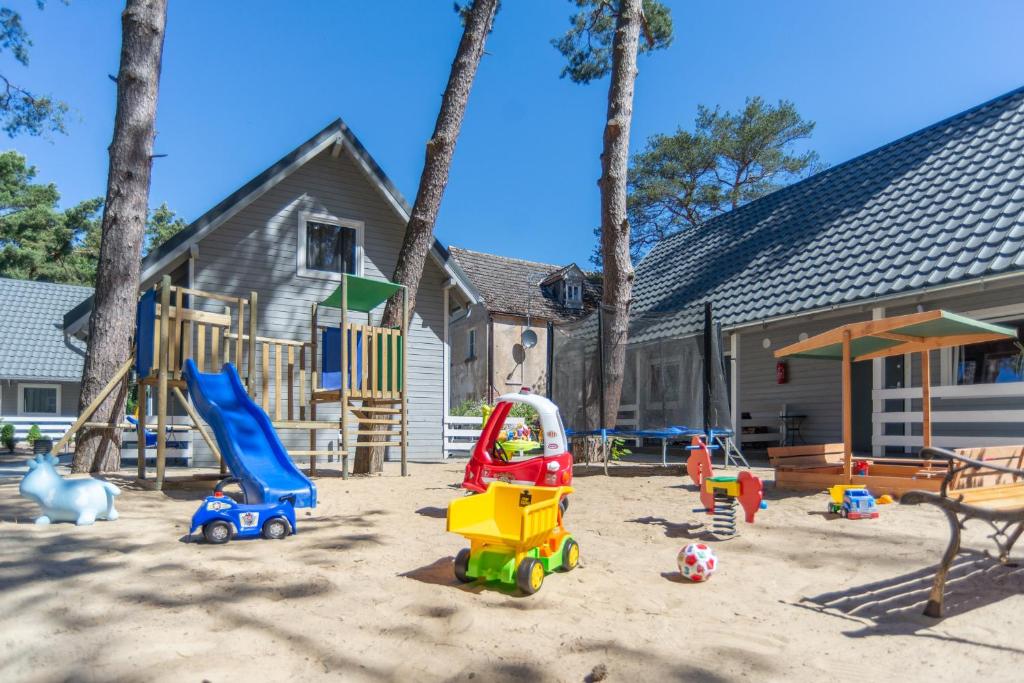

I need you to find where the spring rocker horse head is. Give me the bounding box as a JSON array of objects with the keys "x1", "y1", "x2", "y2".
[{"x1": 19, "y1": 453, "x2": 122, "y2": 526}]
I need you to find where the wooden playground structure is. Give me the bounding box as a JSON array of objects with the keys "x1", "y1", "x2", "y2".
[
  {"x1": 768, "y1": 309, "x2": 1018, "y2": 497},
  {"x1": 52, "y1": 273, "x2": 409, "y2": 490}
]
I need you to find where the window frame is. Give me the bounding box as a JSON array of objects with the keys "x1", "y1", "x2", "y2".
[
  {"x1": 17, "y1": 383, "x2": 61, "y2": 417},
  {"x1": 942, "y1": 303, "x2": 1024, "y2": 386},
  {"x1": 296, "y1": 210, "x2": 365, "y2": 281},
  {"x1": 564, "y1": 281, "x2": 582, "y2": 307}
]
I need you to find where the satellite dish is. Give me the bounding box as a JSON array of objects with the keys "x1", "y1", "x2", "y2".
[{"x1": 521, "y1": 329, "x2": 538, "y2": 349}]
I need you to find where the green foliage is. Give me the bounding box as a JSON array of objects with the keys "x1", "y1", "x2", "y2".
[
  {"x1": 609, "y1": 436, "x2": 632, "y2": 460},
  {"x1": 0, "y1": 422, "x2": 14, "y2": 451},
  {"x1": 552, "y1": 0, "x2": 673, "y2": 84},
  {"x1": 450, "y1": 398, "x2": 539, "y2": 425},
  {"x1": 0, "y1": 150, "x2": 186, "y2": 284},
  {"x1": 0, "y1": 151, "x2": 102, "y2": 284},
  {"x1": 144, "y1": 202, "x2": 187, "y2": 254},
  {"x1": 615, "y1": 97, "x2": 822, "y2": 263},
  {"x1": 0, "y1": 3, "x2": 69, "y2": 137},
  {"x1": 26, "y1": 423, "x2": 42, "y2": 444},
  {"x1": 126, "y1": 383, "x2": 138, "y2": 418}
]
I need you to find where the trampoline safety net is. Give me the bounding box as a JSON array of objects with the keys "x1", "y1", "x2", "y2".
[{"x1": 550, "y1": 305, "x2": 732, "y2": 434}]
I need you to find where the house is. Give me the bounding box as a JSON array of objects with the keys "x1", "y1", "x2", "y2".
[
  {"x1": 63, "y1": 118, "x2": 478, "y2": 464},
  {"x1": 0, "y1": 278, "x2": 91, "y2": 440},
  {"x1": 627, "y1": 85, "x2": 1024, "y2": 455},
  {"x1": 447, "y1": 248, "x2": 600, "y2": 405}
]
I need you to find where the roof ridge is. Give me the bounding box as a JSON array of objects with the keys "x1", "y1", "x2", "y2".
[{"x1": 448, "y1": 246, "x2": 565, "y2": 272}]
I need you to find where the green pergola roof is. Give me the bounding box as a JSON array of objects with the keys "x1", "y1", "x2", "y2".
[
  {"x1": 319, "y1": 274, "x2": 403, "y2": 313},
  {"x1": 775, "y1": 310, "x2": 1017, "y2": 362}
]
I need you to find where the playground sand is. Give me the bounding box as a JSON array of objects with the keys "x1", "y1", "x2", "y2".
[{"x1": 1, "y1": 459, "x2": 1023, "y2": 682}]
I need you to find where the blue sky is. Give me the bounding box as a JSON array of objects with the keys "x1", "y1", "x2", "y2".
[{"x1": 6, "y1": 0, "x2": 1024, "y2": 267}]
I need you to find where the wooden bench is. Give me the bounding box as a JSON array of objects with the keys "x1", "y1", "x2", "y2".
[
  {"x1": 768, "y1": 443, "x2": 845, "y2": 471},
  {"x1": 901, "y1": 445, "x2": 1024, "y2": 617},
  {"x1": 740, "y1": 412, "x2": 782, "y2": 447}
]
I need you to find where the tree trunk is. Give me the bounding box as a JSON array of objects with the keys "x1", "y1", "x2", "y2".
[
  {"x1": 597, "y1": 0, "x2": 643, "y2": 431},
  {"x1": 353, "y1": 0, "x2": 498, "y2": 475},
  {"x1": 72, "y1": 0, "x2": 167, "y2": 474}
]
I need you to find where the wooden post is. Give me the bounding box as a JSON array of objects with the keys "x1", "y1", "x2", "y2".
[
  {"x1": 236, "y1": 298, "x2": 245, "y2": 371},
  {"x1": 261, "y1": 343, "x2": 269, "y2": 411},
  {"x1": 136, "y1": 384, "x2": 147, "y2": 479},
  {"x1": 921, "y1": 349, "x2": 932, "y2": 449},
  {"x1": 172, "y1": 286, "x2": 183, "y2": 377},
  {"x1": 309, "y1": 304, "x2": 318, "y2": 478},
  {"x1": 274, "y1": 343, "x2": 282, "y2": 421},
  {"x1": 156, "y1": 275, "x2": 171, "y2": 490},
  {"x1": 841, "y1": 329, "x2": 852, "y2": 482},
  {"x1": 401, "y1": 286, "x2": 409, "y2": 477},
  {"x1": 248, "y1": 291, "x2": 258, "y2": 395},
  {"x1": 287, "y1": 346, "x2": 295, "y2": 421},
  {"x1": 339, "y1": 276, "x2": 348, "y2": 476}
]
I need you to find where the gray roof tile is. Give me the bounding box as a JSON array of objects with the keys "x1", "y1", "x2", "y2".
[
  {"x1": 448, "y1": 248, "x2": 601, "y2": 323},
  {"x1": 0, "y1": 278, "x2": 91, "y2": 381},
  {"x1": 630, "y1": 86, "x2": 1024, "y2": 342}
]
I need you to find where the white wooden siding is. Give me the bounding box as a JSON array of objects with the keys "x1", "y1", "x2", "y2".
[{"x1": 190, "y1": 148, "x2": 447, "y2": 464}]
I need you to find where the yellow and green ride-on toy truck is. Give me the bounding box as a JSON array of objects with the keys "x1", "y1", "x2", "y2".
[{"x1": 447, "y1": 482, "x2": 578, "y2": 594}]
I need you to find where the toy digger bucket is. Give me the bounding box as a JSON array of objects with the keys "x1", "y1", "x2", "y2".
[
  {"x1": 828, "y1": 484, "x2": 866, "y2": 504},
  {"x1": 447, "y1": 483, "x2": 573, "y2": 552}
]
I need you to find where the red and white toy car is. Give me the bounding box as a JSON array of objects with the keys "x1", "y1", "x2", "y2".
[{"x1": 461, "y1": 390, "x2": 573, "y2": 505}]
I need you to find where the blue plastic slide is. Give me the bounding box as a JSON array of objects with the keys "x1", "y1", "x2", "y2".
[{"x1": 182, "y1": 359, "x2": 317, "y2": 508}]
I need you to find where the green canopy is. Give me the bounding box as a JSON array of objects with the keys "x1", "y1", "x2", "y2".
[
  {"x1": 319, "y1": 274, "x2": 403, "y2": 313},
  {"x1": 775, "y1": 310, "x2": 1016, "y2": 362}
]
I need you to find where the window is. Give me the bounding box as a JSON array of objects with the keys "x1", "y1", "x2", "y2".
[
  {"x1": 467, "y1": 329, "x2": 477, "y2": 360},
  {"x1": 297, "y1": 212, "x2": 363, "y2": 279},
  {"x1": 564, "y1": 281, "x2": 582, "y2": 307},
  {"x1": 19, "y1": 384, "x2": 60, "y2": 416},
  {"x1": 954, "y1": 318, "x2": 1023, "y2": 385}
]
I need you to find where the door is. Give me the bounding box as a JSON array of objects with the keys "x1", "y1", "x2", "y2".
[{"x1": 851, "y1": 359, "x2": 873, "y2": 454}]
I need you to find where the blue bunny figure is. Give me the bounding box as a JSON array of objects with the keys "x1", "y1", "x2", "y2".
[{"x1": 19, "y1": 454, "x2": 121, "y2": 525}]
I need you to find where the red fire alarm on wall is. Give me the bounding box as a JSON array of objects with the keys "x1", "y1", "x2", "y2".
[{"x1": 776, "y1": 360, "x2": 788, "y2": 384}]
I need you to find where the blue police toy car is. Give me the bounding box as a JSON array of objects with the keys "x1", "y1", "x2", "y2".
[{"x1": 189, "y1": 478, "x2": 297, "y2": 544}]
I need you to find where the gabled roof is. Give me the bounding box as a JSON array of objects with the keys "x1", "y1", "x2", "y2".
[
  {"x1": 630, "y1": 85, "x2": 1024, "y2": 343},
  {"x1": 64, "y1": 118, "x2": 478, "y2": 334},
  {"x1": 0, "y1": 278, "x2": 90, "y2": 381},
  {"x1": 449, "y1": 247, "x2": 600, "y2": 323}
]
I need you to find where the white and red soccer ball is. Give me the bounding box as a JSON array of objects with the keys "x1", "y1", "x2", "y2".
[{"x1": 677, "y1": 543, "x2": 718, "y2": 582}]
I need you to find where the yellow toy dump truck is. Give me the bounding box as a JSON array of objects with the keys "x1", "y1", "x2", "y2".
[{"x1": 447, "y1": 482, "x2": 578, "y2": 594}]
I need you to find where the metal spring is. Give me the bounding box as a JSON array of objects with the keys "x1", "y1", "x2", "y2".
[{"x1": 711, "y1": 491, "x2": 736, "y2": 536}]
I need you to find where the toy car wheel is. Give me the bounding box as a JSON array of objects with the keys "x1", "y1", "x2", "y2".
[
  {"x1": 453, "y1": 548, "x2": 473, "y2": 583},
  {"x1": 840, "y1": 507, "x2": 848, "y2": 519},
  {"x1": 516, "y1": 557, "x2": 544, "y2": 595},
  {"x1": 561, "y1": 539, "x2": 580, "y2": 571},
  {"x1": 559, "y1": 495, "x2": 570, "y2": 518},
  {"x1": 262, "y1": 517, "x2": 289, "y2": 540},
  {"x1": 203, "y1": 520, "x2": 232, "y2": 544}
]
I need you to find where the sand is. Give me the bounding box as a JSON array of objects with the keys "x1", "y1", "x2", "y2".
[{"x1": 1, "y1": 456, "x2": 1023, "y2": 683}]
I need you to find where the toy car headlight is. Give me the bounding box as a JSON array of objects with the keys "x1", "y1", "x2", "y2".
[{"x1": 546, "y1": 461, "x2": 560, "y2": 472}]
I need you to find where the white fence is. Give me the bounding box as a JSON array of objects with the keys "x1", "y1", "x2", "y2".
[
  {"x1": 444, "y1": 415, "x2": 525, "y2": 457},
  {"x1": 872, "y1": 382, "x2": 1024, "y2": 450},
  {"x1": 0, "y1": 416, "x2": 75, "y2": 442}
]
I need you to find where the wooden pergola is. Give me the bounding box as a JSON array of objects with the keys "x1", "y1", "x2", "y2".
[{"x1": 773, "y1": 309, "x2": 1016, "y2": 488}]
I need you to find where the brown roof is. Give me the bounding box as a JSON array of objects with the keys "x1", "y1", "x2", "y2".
[{"x1": 448, "y1": 247, "x2": 601, "y2": 323}]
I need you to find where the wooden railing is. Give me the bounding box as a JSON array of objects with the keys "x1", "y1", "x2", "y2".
[
  {"x1": 873, "y1": 382, "x2": 1024, "y2": 450},
  {"x1": 311, "y1": 321, "x2": 404, "y2": 400}
]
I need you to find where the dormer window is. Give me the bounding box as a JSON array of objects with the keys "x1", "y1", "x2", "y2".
[{"x1": 564, "y1": 282, "x2": 582, "y2": 308}]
